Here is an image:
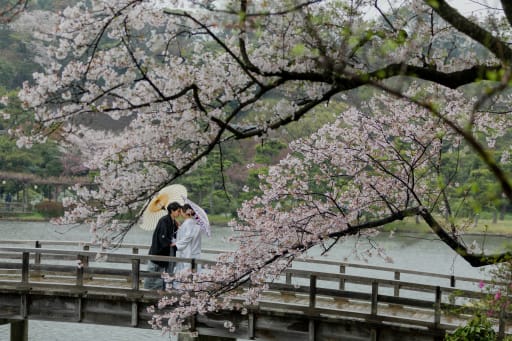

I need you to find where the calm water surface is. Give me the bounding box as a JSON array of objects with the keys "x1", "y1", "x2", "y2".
[{"x1": 0, "y1": 220, "x2": 510, "y2": 340}]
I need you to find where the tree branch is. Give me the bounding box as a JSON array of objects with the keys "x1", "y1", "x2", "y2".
[
  {"x1": 419, "y1": 207, "x2": 512, "y2": 266},
  {"x1": 330, "y1": 206, "x2": 512, "y2": 267},
  {"x1": 0, "y1": 0, "x2": 27, "y2": 23},
  {"x1": 500, "y1": 0, "x2": 512, "y2": 28},
  {"x1": 425, "y1": 0, "x2": 512, "y2": 61}
]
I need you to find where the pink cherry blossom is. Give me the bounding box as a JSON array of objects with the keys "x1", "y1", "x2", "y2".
[{"x1": 11, "y1": 0, "x2": 512, "y2": 333}]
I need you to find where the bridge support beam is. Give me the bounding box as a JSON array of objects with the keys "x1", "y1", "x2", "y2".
[
  {"x1": 177, "y1": 334, "x2": 235, "y2": 341},
  {"x1": 10, "y1": 320, "x2": 28, "y2": 341}
]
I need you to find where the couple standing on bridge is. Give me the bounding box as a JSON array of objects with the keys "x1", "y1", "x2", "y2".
[{"x1": 143, "y1": 200, "x2": 208, "y2": 290}]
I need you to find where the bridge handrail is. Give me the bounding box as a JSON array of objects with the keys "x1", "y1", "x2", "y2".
[
  {"x1": 0, "y1": 247, "x2": 493, "y2": 300},
  {"x1": 0, "y1": 259, "x2": 484, "y2": 306},
  {"x1": 0, "y1": 239, "x2": 490, "y2": 288},
  {"x1": 0, "y1": 249, "x2": 482, "y2": 295},
  {"x1": 0, "y1": 247, "x2": 510, "y2": 338},
  {"x1": 0, "y1": 246, "x2": 488, "y2": 293},
  {"x1": 0, "y1": 202, "x2": 31, "y2": 213},
  {"x1": 0, "y1": 246, "x2": 217, "y2": 267},
  {"x1": 0, "y1": 248, "x2": 490, "y2": 302}
]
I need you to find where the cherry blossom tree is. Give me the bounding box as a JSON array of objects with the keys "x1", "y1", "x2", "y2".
[
  {"x1": 152, "y1": 85, "x2": 512, "y2": 333},
  {"x1": 10, "y1": 0, "x2": 512, "y2": 332},
  {"x1": 0, "y1": 0, "x2": 28, "y2": 23}
]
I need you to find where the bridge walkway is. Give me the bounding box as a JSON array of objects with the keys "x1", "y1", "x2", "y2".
[{"x1": 0, "y1": 240, "x2": 509, "y2": 341}]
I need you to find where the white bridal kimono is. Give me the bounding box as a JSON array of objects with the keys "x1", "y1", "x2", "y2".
[{"x1": 174, "y1": 217, "x2": 204, "y2": 273}]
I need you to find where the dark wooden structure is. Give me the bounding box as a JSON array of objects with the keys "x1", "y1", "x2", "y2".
[
  {"x1": 0, "y1": 171, "x2": 93, "y2": 212},
  {"x1": 0, "y1": 240, "x2": 510, "y2": 341}
]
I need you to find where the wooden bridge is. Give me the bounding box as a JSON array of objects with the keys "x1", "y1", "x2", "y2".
[
  {"x1": 0, "y1": 202, "x2": 33, "y2": 215},
  {"x1": 0, "y1": 240, "x2": 510, "y2": 341}
]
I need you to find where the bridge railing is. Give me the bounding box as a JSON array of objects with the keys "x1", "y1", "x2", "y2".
[
  {"x1": 0, "y1": 243, "x2": 510, "y2": 338},
  {"x1": 0, "y1": 238, "x2": 495, "y2": 297},
  {"x1": 0, "y1": 239, "x2": 491, "y2": 289},
  {"x1": 0, "y1": 246, "x2": 216, "y2": 288},
  {"x1": 0, "y1": 202, "x2": 32, "y2": 214}
]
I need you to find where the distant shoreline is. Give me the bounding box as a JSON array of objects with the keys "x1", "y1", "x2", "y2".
[
  {"x1": 1, "y1": 217, "x2": 511, "y2": 237},
  {"x1": 0, "y1": 217, "x2": 49, "y2": 222}
]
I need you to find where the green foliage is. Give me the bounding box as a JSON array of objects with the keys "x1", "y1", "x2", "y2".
[
  {"x1": 444, "y1": 314, "x2": 496, "y2": 341},
  {"x1": 446, "y1": 260, "x2": 512, "y2": 341},
  {"x1": 0, "y1": 87, "x2": 64, "y2": 177},
  {"x1": 0, "y1": 27, "x2": 40, "y2": 89},
  {"x1": 282, "y1": 99, "x2": 343, "y2": 141},
  {"x1": 0, "y1": 136, "x2": 63, "y2": 176},
  {"x1": 31, "y1": 0, "x2": 79, "y2": 10},
  {"x1": 180, "y1": 148, "x2": 235, "y2": 215},
  {"x1": 181, "y1": 138, "x2": 284, "y2": 216},
  {"x1": 254, "y1": 139, "x2": 286, "y2": 164}
]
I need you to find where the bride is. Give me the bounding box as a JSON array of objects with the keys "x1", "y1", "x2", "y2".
[{"x1": 172, "y1": 203, "x2": 205, "y2": 275}]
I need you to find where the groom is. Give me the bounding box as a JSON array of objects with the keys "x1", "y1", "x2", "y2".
[{"x1": 144, "y1": 201, "x2": 182, "y2": 290}]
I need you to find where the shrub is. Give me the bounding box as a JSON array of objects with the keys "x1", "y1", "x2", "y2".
[
  {"x1": 445, "y1": 314, "x2": 496, "y2": 341},
  {"x1": 34, "y1": 200, "x2": 64, "y2": 218}
]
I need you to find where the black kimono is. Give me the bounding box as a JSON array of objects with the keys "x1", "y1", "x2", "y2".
[{"x1": 148, "y1": 214, "x2": 178, "y2": 268}]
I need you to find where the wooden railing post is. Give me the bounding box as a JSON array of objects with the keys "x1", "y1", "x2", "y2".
[
  {"x1": 81, "y1": 245, "x2": 92, "y2": 280},
  {"x1": 21, "y1": 251, "x2": 29, "y2": 284},
  {"x1": 34, "y1": 241, "x2": 41, "y2": 265},
  {"x1": 434, "y1": 286, "x2": 441, "y2": 328},
  {"x1": 19, "y1": 252, "x2": 29, "y2": 334},
  {"x1": 81, "y1": 245, "x2": 90, "y2": 267},
  {"x1": 370, "y1": 329, "x2": 378, "y2": 341},
  {"x1": 132, "y1": 258, "x2": 140, "y2": 290},
  {"x1": 248, "y1": 312, "x2": 255, "y2": 340},
  {"x1": 308, "y1": 319, "x2": 316, "y2": 341},
  {"x1": 371, "y1": 281, "x2": 378, "y2": 316},
  {"x1": 76, "y1": 255, "x2": 84, "y2": 286},
  {"x1": 449, "y1": 275, "x2": 456, "y2": 304},
  {"x1": 394, "y1": 271, "x2": 400, "y2": 297},
  {"x1": 498, "y1": 307, "x2": 505, "y2": 341},
  {"x1": 34, "y1": 241, "x2": 42, "y2": 278},
  {"x1": 131, "y1": 302, "x2": 138, "y2": 327},
  {"x1": 189, "y1": 313, "x2": 197, "y2": 338},
  {"x1": 339, "y1": 265, "x2": 346, "y2": 290},
  {"x1": 286, "y1": 272, "x2": 292, "y2": 285},
  {"x1": 130, "y1": 258, "x2": 140, "y2": 328},
  {"x1": 10, "y1": 320, "x2": 28, "y2": 341},
  {"x1": 309, "y1": 275, "x2": 317, "y2": 309},
  {"x1": 191, "y1": 258, "x2": 196, "y2": 272}
]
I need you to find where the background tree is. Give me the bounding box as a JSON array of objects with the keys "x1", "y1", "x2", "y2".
[{"x1": 0, "y1": 88, "x2": 64, "y2": 176}]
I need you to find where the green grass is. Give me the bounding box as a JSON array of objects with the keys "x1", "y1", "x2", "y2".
[
  {"x1": 209, "y1": 214, "x2": 512, "y2": 235},
  {"x1": 0, "y1": 212, "x2": 46, "y2": 221}
]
